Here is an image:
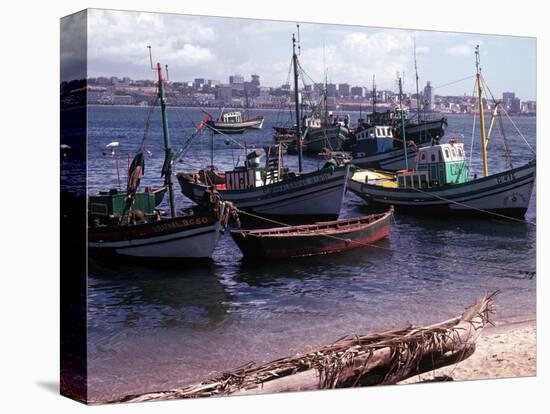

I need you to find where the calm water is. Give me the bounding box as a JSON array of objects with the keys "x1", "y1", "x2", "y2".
[{"x1": 86, "y1": 105, "x2": 536, "y2": 402}]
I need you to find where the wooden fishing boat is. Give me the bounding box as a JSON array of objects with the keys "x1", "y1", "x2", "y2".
[
  {"x1": 348, "y1": 46, "x2": 536, "y2": 219},
  {"x1": 304, "y1": 122, "x2": 349, "y2": 154},
  {"x1": 206, "y1": 110, "x2": 264, "y2": 134},
  {"x1": 177, "y1": 158, "x2": 350, "y2": 222},
  {"x1": 348, "y1": 155, "x2": 535, "y2": 218},
  {"x1": 348, "y1": 123, "x2": 424, "y2": 171},
  {"x1": 89, "y1": 204, "x2": 227, "y2": 260},
  {"x1": 231, "y1": 208, "x2": 392, "y2": 259},
  {"x1": 88, "y1": 51, "x2": 228, "y2": 260},
  {"x1": 346, "y1": 76, "x2": 446, "y2": 171}
]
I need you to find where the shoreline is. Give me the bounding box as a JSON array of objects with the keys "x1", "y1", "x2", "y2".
[{"x1": 401, "y1": 318, "x2": 536, "y2": 384}]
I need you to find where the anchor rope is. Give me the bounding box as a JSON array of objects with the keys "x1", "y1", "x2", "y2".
[
  {"x1": 405, "y1": 186, "x2": 536, "y2": 226},
  {"x1": 231, "y1": 207, "x2": 535, "y2": 278}
]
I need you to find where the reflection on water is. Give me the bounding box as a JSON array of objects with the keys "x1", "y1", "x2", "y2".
[{"x1": 86, "y1": 107, "x2": 536, "y2": 402}]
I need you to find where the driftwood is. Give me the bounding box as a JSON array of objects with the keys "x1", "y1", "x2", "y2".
[{"x1": 114, "y1": 293, "x2": 496, "y2": 403}]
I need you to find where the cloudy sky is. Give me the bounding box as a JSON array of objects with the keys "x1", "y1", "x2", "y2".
[{"x1": 83, "y1": 9, "x2": 536, "y2": 100}]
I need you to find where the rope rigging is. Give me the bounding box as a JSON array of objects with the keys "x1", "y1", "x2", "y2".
[
  {"x1": 480, "y1": 74, "x2": 536, "y2": 156},
  {"x1": 139, "y1": 95, "x2": 160, "y2": 152},
  {"x1": 407, "y1": 186, "x2": 536, "y2": 226},
  {"x1": 432, "y1": 75, "x2": 475, "y2": 90}
]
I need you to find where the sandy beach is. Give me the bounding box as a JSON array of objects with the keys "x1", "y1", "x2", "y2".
[{"x1": 401, "y1": 320, "x2": 537, "y2": 384}]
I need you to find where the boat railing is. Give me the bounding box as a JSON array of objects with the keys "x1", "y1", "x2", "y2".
[{"x1": 446, "y1": 134, "x2": 465, "y2": 143}]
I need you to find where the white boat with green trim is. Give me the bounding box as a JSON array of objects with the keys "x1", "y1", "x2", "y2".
[
  {"x1": 348, "y1": 141, "x2": 535, "y2": 218},
  {"x1": 348, "y1": 45, "x2": 536, "y2": 220}
]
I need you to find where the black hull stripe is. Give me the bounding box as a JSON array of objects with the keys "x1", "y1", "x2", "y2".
[
  {"x1": 90, "y1": 228, "x2": 217, "y2": 250},
  {"x1": 354, "y1": 150, "x2": 417, "y2": 166},
  {"x1": 192, "y1": 181, "x2": 346, "y2": 210},
  {"x1": 181, "y1": 172, "x2": 348, "y2": 203},
  {"x1": 353, "y1": 163, "x2": 535, "y2": 200},
  {"x1": 353, "y1": 176, "x2": 534, "y2": 206}
]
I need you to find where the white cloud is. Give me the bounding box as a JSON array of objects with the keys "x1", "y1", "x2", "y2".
[
  {"x1": 446, "y1": 44, "x2": 472, "y2": 57},
  {"x1": 295, "y1": 31, "x2": 416, "y2": 89},
  {"x1": 416, "y1": 46, "x2": 430, "y2": 55},
  {"x1": 87, "y1": 9, "x2": 218, "y2": 77}
]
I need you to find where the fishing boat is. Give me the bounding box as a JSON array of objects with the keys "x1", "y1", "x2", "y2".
[
  {"x1": 88, "y1": 51, "x2": 228, "y2": 260},
  {"x1": 177, "y1": 147, "x2": 349, "y2": 222},
  {"x1": 303, "y1": 115, "x2": 350, "y2": 154},
  {"x1": 176, "y1": 33, "x2": 350, "y2": 222},
  {"x1": 231, "y1": 208, "x2": 393, "y2": 259},
  {"x1": 347, "y1": 46, "x2": 536, "y2": 219},
  {"x1": 346, "y1": 73, "x2": 446, "y2": 171},
  {"x1": 348, "y1": 122, "x2": 421, "y2": 171},
  {"x1": 206, "y1": 110, "x2": 264, "y2": 134},
  {"x1": 88, "y1": 204, "x2": 227, "y2": 259},
  {"x1": 348, "y1": 110, "x2": 447, "y2": 171}
]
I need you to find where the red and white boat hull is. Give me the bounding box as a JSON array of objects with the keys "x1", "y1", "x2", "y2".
[{"x1": 88, "y1": 206, "x2": 225, "y2": 259}]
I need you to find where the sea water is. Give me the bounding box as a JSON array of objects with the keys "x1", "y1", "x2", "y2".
[{"x1": 86, "y1": 105, "x2": 536, "y2": 402}]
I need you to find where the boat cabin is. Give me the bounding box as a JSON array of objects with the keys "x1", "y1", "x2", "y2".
[
  {"x1": 354, "y1": 125, "x2": 395, "y2": 155},
  {"x1": 303, "y1": 115, "x2": 322, "y2": 129},
  {"x1": 223, "y1": 149, "x2": 286, "y2": 190},
  {"x1": 365, "y1": 110, "x2": 403, "y2": 127},
  {"x1": 396, "y1": 141, "x2": 468, "y2": 188},
  {"x1": 219, "y1": 111, "x2": 243, "y2": 124}
]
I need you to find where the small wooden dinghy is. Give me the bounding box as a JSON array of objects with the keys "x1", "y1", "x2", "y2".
[{"x1": 231, "y1": 208, "x2": 393, "y2": 259}]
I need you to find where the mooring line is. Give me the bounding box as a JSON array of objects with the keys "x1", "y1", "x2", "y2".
[{"x1": 406, "y1": 186, "x2": 536, "y2": 226}]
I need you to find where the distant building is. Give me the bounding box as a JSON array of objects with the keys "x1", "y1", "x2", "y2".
[
  {"x1": 423, "y1": 81, "x2": 434, "y2": 110},
  {"x1": 113, "y1": 95, "x2": 134, "y2": 105},
  {"x1": 338, "y1": 83, "x2": 350, "y2": 98},
  {"x1": 96, "y1": 77, "x2": 111, "y2": 85},
  {"x1": 510, "y1": 97, "x2": 521, "y2": 113},
  {"x1": 193, "y1": 78, "x2": 206, "y2": 89},
  {"x1": 350, "y1": 86, "x2": 364, "y2": 98},
  {"x1": 313, "y1": 82, "x2": 325, "y2": 94},
  {"x1": 502, "y1": 92, "x2": 515, "y2": 105},
  {"x1": 251, "y1": 74, "x2": 260, "y2": 87},
  {"x1": 229, "y1": 73, "x2": 244, "y2": 85},
  {"x1": 521, "y1": 100, "x2": 536, "y2": 114},
  {"x1": 502, "y1": 92, "x2": 515, "y2": 111},
  {"x1": 326, "y1": 83, "x2": 337, "y2": 97},
  {"x1": 216, "y1": 84, "x2": 233, "y2": 103}
]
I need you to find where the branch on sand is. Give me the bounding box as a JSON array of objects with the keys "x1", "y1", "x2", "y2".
[{"x1": 114, "y1": 293, "x2": 496, "y2": 403}]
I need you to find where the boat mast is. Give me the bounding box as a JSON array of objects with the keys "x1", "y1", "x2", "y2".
[
  {"x1": 475, "y1": 45, "x2": 489, "y2": 177},
  {"x1": 372, "y1": 75, "x2": 376, "y2": 128},
  {"x1": 149, "y1": 46, "x2": 177, "y2": 218},
  {"x1": 292, "y1": 33, "x2": 303, "y2": 173},
  {"x1": 398, "y1": 76, "x2": 409, "y2": 170},
  {"x1": 324, "y1": 74, "x2": 328, "y2": 127},
  {"x1": 413, "y1": 37, "x2": 422, "y2": 124}
]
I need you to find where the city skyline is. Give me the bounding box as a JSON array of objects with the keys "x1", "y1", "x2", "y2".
[{"x1": 72, "y1": 9, "x2": 537, "y2": 100}]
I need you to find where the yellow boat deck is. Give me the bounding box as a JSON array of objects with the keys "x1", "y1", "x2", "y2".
[{"x1": 351, "y1": 170, "x2": 398, "y2": 188}]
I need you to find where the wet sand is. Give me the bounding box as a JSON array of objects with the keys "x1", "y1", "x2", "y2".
[{"x1": 401, "y1": 319, "x2": 536, "y2": 384}]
